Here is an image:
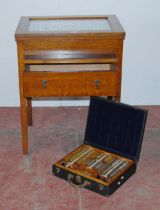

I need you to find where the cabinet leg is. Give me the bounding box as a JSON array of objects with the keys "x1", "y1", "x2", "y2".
[
  {"x1": 20, "y1": 97, "x2": 28, "y2": 154},
  {"x1": 114, "y1": 96, "x2": 120, "y2": 102},
  {"x1": 27, "y1": 97, "x2": 33, "y2": 126},
  {"x1": 108, "y1": 96, "x2": 113, "y2": 100}
]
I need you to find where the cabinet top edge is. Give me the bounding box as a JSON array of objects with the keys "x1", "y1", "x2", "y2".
[{"x1": 15, "y1": 15, "x2": 125, "y2": 40}]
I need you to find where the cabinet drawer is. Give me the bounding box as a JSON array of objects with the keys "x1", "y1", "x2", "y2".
[{"x1": 23, "y1": 72, "x2": 118, "y2": 97}]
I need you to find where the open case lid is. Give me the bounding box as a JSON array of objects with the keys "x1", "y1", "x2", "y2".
[{"x1": 84, "y1": 97, "x2": 148, "y2": 162}]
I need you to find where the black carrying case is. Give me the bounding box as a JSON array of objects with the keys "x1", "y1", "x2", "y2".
[{"x1": 52, "y1": 97, "x2": 148, "y2": 196}]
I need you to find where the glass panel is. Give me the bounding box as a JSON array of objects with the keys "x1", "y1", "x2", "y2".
[{"x1": 28, "y1": 19, "x2": 111, "y2": 32}]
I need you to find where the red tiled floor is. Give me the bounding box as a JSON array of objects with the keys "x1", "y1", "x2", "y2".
[{"x1": 0, "y1": 106, "x2": 160, "y2": 210}]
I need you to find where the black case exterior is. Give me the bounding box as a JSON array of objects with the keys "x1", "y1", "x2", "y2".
[
  {"x1": 52, "y1": 97, "x2": 148, "y2": 196},
  {"x1": 53, "y1": 162, "x2": 137, "y2": 196}
]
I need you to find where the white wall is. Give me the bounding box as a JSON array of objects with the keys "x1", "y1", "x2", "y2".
[{"x1": 0, "y1": 0, "x2": 160, "y2": 106}]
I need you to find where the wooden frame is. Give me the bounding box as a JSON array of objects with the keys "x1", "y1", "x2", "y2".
[
  {"x1": 15, "y1": 15, "x2": 125, "y2": 154},
  {"x1": 16, "y1": 15, "x2": 125, "y2": 37}
]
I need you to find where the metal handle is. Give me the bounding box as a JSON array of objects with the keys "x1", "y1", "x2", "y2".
[
  {"x1": 42, "y1": 80, "x2": 47, "y2": 89},
  {"x1": 94, "y1": 80, "x2": 100, "y2": 89},
  {"x1": 67, "y1": 174, "x2": 91, "y2": 188}
]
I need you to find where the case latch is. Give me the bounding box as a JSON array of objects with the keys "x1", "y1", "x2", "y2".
[{"x1": 67, "y1": 174, "x2": 91, "y2": 188}]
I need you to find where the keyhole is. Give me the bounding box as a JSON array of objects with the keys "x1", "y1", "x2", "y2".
[
  {"x1": 42, "y1": 80, "x2": 47, "y2": 89},
  {"x1": 95, "y1": 80, "x2": 100, "y2": 89}
]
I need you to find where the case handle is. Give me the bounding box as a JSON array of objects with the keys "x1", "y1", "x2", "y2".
[{"x1": 67, "y1": 174, "x2": 91, "y2": 188}]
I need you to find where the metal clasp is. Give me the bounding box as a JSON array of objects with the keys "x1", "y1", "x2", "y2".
[
  {"x1": 94, "y1": 80, "x2": 100, "y2": 89},
  {"x1": 42, "y1": 80, "x2": 47, "y2": 89}
]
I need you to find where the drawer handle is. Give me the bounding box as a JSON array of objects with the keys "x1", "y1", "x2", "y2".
[
  {"x1": 42, "y1": 80, "x2": 47, "y2": 89},
  {"x1": 94, "y1": 80, "x2": 100, "y2": 89}
]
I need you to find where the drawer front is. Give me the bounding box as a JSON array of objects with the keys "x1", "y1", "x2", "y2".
[{"x1": 23, "y1": 72, "x2": 118, "y2": 97}]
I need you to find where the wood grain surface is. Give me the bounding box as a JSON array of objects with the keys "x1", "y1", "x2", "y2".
[{"x1": 15, "y1": 15, "x2": 125, "y2": 154}]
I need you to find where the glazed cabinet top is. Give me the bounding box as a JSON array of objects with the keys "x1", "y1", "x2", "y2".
[
  {"x1": 15, "y1": 16, "x2": 125, "y2": 64},
  {"x1": 15, "y1": 15, "x2": 125, "y2": 40}
]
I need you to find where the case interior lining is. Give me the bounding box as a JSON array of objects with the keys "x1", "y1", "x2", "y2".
[{"x1": 84, "y1": 97, "x2": 147, "y2": 161}]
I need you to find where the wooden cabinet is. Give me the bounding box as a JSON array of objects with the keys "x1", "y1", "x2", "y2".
[{"x1": 15, "y1": 16, "x2": 125, "y2": 154}]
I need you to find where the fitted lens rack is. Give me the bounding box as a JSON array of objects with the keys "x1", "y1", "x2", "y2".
[{"x1": 59, "y1": 145, "x2": 133, "y2": 183}]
